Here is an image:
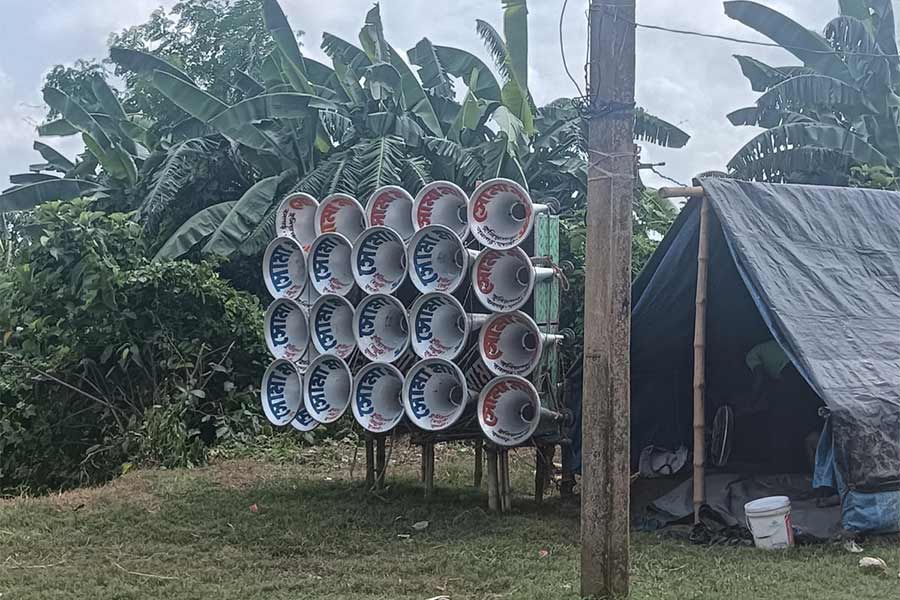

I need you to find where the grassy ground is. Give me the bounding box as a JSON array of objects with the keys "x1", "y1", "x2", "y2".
[{"x1": 2, "y1": 439, "x2": 899, "y2": 600}]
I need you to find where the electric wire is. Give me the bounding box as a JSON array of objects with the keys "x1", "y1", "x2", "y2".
[
  {"x1": 590, "y1": 2, "x2": 900, "y2": 59},
  {"x1": 560, "y1": 0, "x2": 585, "y2": 97}
]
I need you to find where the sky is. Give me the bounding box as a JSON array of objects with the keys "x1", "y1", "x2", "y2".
[{"x1": 0, "y1": 0, "x2": 845, "y2": 188}]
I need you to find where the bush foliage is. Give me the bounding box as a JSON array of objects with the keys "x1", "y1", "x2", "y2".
[{"x1": 0, "y1": 199, "x2": 269, "y2": 492}]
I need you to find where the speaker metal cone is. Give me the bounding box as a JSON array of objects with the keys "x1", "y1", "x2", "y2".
[
  {"x1": 303, "y1": 354, "x2": 352, "y2": 424},
  {"x1": 315, "y1": 193, "x2": 366, "y2": 241},
  {"x1": 478, "y1": 311, "x2": 563, "y2": 377},
  {"x1": 351, "y1": 226, "x2": 408, "y2": 295},
  {"x1": 264, "y1": 298, "x2": 310, "y2": 364},
  {"x1": 468, "y1": 178, "x2": 547, "y2": 250},
  {"x1": 403, "y1": 358, "x2": 471, "y2": 432},
  {"x1": 308, "y1": 232, "x2": 356, "y2": 297},
  {"x1": 409, "y1": 292, "x2": 485, "y2": 361},
  {"x1": 351, "y1": 362, "x2": 405, "y2": 433},
  {"x1": 477, "y1": 375, "x2": 542, "y2": 447},
  {"x1": 407, "y1": 224, "x2": 475, "y2": 294},
  {"x1": 367, "y1": 185, "x2": 415, "y2": 241},
  {"x1": 354, "y1": 294, "x2": 411, "y2": 363},
  {"x1": 310, "y1": 294, "x2": 357, "y2": 359},
  {"x1": 263, "y1": 236, "x2": 308, "y2": 300},
  {"x1": 260, "y1": 359, "x2": 303, "y2": 427},
  {"x1": 413, "y1": 181, "x2": 469, "y2": 239},
  {"x1": 276, "y1": 192, "x2": 319, "y2": 251}
]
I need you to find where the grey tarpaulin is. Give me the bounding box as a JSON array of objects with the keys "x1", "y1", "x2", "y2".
[
  {"x1": 702, "y1": 178, "x2": 900, "y2": 491},
  {"x1": 625, "y1": 178, "x2": 900, "y2": 493}
]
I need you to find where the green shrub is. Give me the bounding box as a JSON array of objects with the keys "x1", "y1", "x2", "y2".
[{"x1": 0, "y1": 199, "x2": 270, "y2": 492}]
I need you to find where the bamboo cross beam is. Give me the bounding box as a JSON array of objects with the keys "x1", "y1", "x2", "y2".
[{"x1": 658, "y1": 186, "x2": 705, "y2": 199}]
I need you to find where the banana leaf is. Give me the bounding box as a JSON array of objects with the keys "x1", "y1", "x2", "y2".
[
  {"x1": 109, "y1": 47, "x2": 195, "y2": 83},
  {"x1": 728, "y1": 123, "x2": 889, "y2": 176},
  {"x1": 33, "y1": 141, "x2": 74, "y2": 172},
  {"x1": 37, "y1": 119, "x2": 80, "y2": 137},
  {"x1": 756, "y1": 74, "x2": 871, "y2": 114},
  {"x1": 502, "y1": 0, "x2": 529, "y2": 92},
  {"x1": 203, "y1": 176, "x2": 282, "y2": 257},
  {"x1": 42, "y1": 88, "x2": 112, "y2": 150},
  {"x1": 153, "y1": 202, "x2": 237, "y2": 261},
  {"x1": 208, "y1": 93, "x2": 335, "y2": 133},
  {"x1": 262, "y1": 0, "x2": 308, "y2": 76},
  {"x1": 0, "y1": 178, "x2": 101, "y2": 212},
  {"x1": 8, "y1": 173, "x2": 59, "y2": 186},
  {"x1": 359, "y1": 4, "x2": 389, "y2": 63},
  {"x1": 407, "y1": 38, "x2": 454, "y2": 97},
  {"x1": 232, "y1": 70, "x2": 265, "y2": 97},
  {"x1": 433, "y1": 46, "x2": 501, "y2": 101},
  {"x1": 634, "y1": 109, "x2": 690, "y2": 148},
  {"x1": 151, "y1": 71, "x2": 273, "y2": 151},
  {"x1": 724, "y1": 1, "x2": 852, "y2": 82}
]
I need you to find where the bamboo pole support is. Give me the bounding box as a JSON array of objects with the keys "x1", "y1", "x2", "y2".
[
  {"x1": 473, "y1": 442, "x2": 484, "y2": 488},
  {"x1": 486, "y1": 447, "x2": 500, "y2": 512},
  {"x1": 534, "y1": 446, "x2": 546, "y2": 505},
  {"x1": 500, "y1": 450, "x2": 511, "y2": 512},
  {"x1": 692, "y1": 196, "x2": 711, "y2": 523},
  {"x1": 420, "y1": 444, "x2": 427, "y2": 482},
  {"x1": 375, "y1": 436, "x2": 386, "y2": 491},
  {"x1": 365, "y1": 436, "x2": 375, "y2": 488},
  {"x1": 423, "y1": 443, "x2": 435, "y2": 499}
]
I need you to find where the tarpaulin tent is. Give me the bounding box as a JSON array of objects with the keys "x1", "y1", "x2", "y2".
[{"x1": 627, "y1": 178, "x2": 900, "y2": 533}]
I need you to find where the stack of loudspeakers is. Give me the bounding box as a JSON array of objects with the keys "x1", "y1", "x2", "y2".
[{"x1": 260, "y1": 179, "x2": 571, "y2": 507}]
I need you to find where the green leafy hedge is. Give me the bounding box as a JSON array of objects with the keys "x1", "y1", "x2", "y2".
[{"x1": 0, "y1": 200, "x2": 270, "y2": 492}]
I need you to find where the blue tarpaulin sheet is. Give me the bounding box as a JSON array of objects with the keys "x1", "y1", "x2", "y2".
[{"x1": 568, "y1": 179, "x2": 900, "y2": 533}]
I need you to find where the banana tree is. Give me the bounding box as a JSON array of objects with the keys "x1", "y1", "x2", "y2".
[{"x1": 725, "y1": 0, "x2": 900, "y2": 185}]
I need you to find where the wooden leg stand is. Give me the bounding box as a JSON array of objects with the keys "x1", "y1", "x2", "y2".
[
  {"x1": 423, "y1": 443, "x2": 435, "y2": 499},
  {"x1": 365, "y1": 436, "x2": 375, "y2": 488},
  {"x1": 486, "y1": 447, "x2": 500, "y2": 512},
  {"x1": 474, "y1": 442, "x2": 484, "y2": 488}
]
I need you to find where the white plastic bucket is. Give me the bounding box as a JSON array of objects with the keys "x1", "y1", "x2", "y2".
[{"x1": 744, "y1": 496, "x2": 794, "y2": 550}]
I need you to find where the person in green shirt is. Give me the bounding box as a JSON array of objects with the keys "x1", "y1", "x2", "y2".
[
  {"x1": 746, "y1": 340, "x2": 790, "y2": 380},
  {"x1": 745, "y1": 339, "x2": 823, "y2": 473}
]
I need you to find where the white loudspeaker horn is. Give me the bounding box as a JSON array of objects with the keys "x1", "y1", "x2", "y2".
[
  {"x1": 260, "y1": 359, "x2": 303, "y2": 426},
  {"x1": 367, "y1": 186, "x2": 415, "y2": 241},
  {"x1": 351, "y1": 226, "x2": 407, "y2": 295},
  {"x1": 263, "y1": 236, "x2": 307, "y2": 300},
  {"x1": 407, "y1": 225, "x2": 478, "y2": 294},
  {"x1": 403, "y1": 358, "x2": 473, "y2": 432},
  {"x1": 409, "y1": 293, "x2": 487, "y2": 361},
  {"x1": 303, "y1": 354, "x2": 352, "y2": 424},
  {"x1": 264, "y1": 298, "x2": 310, "y2": 365},
  {"x1": 473, "y1": 246, "x2": 554, "y2": 312},
  {"x1": 290, "y1": 406, "x2": 319, "y2": 432},
  {"x1": 276, "y1": 192, "x2": 319, "y2": 251},
  {"x1": 315, "y1": 193, "x2": 366, "y2": 241},
  {"x1": 468, "y1": 178, "x2": 555, "y2": 250},
  {"x1": 478, "y1": 376, "x2": 567, "y2": 447},
  {"x1": 308, "y1": 232, "x2": 356, "y2": 296},
  {"x1": 413, "y1": 181, "x2": 470, "y2": 239},
  {"x1": 354, "y1": 294, "x2": 410, "y2": 363},
  {"x1": 352, "y1": 362, "x2": 405, "y2": 433},
  {"x1": 478, "y1": 311, "x2": 564, "y2": 377},
  {"x1": 310, "y1": 294, "x2": 357, "y2": 359}
]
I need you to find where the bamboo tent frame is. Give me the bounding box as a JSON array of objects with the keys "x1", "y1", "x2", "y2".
[{"x1": 658, "y1": 185, "x2": 708, "y2": 523}]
